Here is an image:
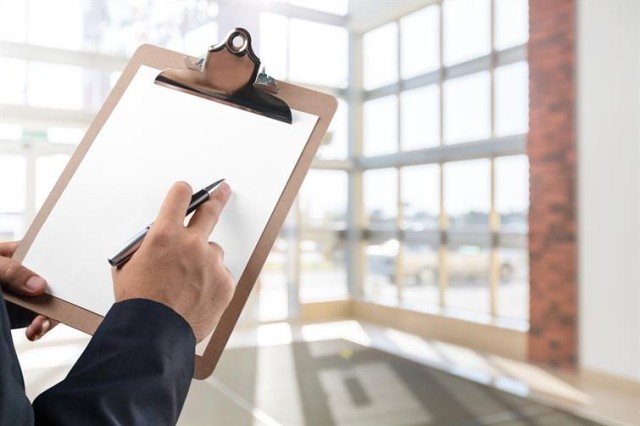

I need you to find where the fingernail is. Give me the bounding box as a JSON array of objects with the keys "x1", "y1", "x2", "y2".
[
  {"x1": 39, "y1": 320, "x2": 51, "y2": 337},
  {"x1": 26, "y1": 276, "x2": 46, "y2": 292},
  {"x1": 219, "y1": 182, "x2": 231, "y2": 196}
]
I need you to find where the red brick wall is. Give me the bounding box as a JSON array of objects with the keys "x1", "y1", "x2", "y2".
[{"x1": 528, "y1": 0, "x2": 577, "y2": 368}]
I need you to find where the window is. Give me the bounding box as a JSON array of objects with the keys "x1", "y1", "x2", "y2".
[
  {"x1": 364, "y1": 95, "x2": 398, "y2": 156},
  {"x1": 444, "y1": 72, "x2": 491, "y2": 144},
  {"x1": 401, "y1": 85, "x2": 440, "y2": 150},
  {"x1": 364, "y1": 168, "x2": 398, "y2": 231},
  {"x1": 443, "y1": 0, "x2": 491, "y2": 66},
  {"x1": 495, "y1": 155, "x2": 529, "y2": 321},
  {"x1": 288, "y1": 0, "x2": 348, "y2": 16},
  {"x1": 260, "y1": 14, "x2": 348, "y2": 88},
  {"x1": 400, "y1": 5, "x2": 439, "y2": 79},
  {"x1": 495, "y1": 0, "x2": 529, "y2": 51},
  {"x1": 363, "y1": 23, "x2": 398, "y2": 90},
  {"x1": 495, "y1": 61, "x2": 529, "y2": 136},
  {"x1": 360, "y1": 0, "x2": 529, "y2": 323},
  {"x1": 290, "y1": 19, "x2": 348, "y2": 88},
  {"x1": 0, "y1": 156, "x2": 26, "y2": 240}
]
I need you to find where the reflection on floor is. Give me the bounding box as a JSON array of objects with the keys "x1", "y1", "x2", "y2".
[
  {"x1": 181, "y1": 339, "x2": 600, "y2": 426},
  {"x1": 14, "y1": 321, "x2": 638, "y2": 425}
]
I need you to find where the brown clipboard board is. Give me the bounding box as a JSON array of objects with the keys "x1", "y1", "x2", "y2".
[{"x1": 4, "y1": 28, "x2": 337, "y2": 379}]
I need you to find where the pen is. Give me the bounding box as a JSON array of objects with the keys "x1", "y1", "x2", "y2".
[{"x1": 108, "y1": 179, "x2": 226, "y2": 267}]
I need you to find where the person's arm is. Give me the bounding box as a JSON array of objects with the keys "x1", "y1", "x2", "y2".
[
  {"x1": 0, "y1": 241, "x2": 58, "y2": 425},
  {"x1": 32, "y1": 298, "x2": 194, "y2": 425},
  {"x1": 33, "y1": 181, "x2": 234, "y2": 424}
]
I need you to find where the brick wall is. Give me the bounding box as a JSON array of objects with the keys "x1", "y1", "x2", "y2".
[{"x1": 528, "y1": 0, "x2": 577, "y2": 368}]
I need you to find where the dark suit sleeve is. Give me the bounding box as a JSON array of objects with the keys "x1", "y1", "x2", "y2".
[
  {"x1": 33, "y1": 299, "x2": 195, "y2": 425},
  {"x1": 6, "y1": 301, "x2": 37, "y2": 329},
  {"x1": 0, "y1": 293, "x2": 34, "y2": 426}
]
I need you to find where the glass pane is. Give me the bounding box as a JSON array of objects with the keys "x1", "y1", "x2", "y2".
[
  {"x1": 0, "y1": 124, "x2": 23, "y2": 141},
  {"x1": 495, "y1": 61, "x2": 529, "y2": 136},
  {"x1": 401, "y1": 164, "x2": 439, "y2": 231},
  {"x1": 36, "y1": 155, "x2": 70, "y2": 209},
  {"x1": 496, "y1": 155, "x2": 529, "y2": 232},
  {"x1": 183, "y1": 22, "x2": 219, "y2": 56},
  {"x1": 289, "y1": 0, "x2": 348, "y2": 16},
  {"x1": 400, "y1": 85, "x2": 440, "y2": 150},
  {"x1": 260, "y1": 13, "x2": 289, "y2": 81},
  {"x1": 444, "y1": 159, "x2": 490, "y2": 232},
  {"x1": 363, "y1": 22, "x2": 398, "y2": 90},
  {"x1": 259, "y1": 236, "x2": 289, "y2": 322},
  {"x1": 401, "y1": 5, "x2": 439, "y2": 79},
  {"x1": 443, "y1": 71, "x2": 490, "y2": 144},
  {"x1": 443, "y1": 0, "x2": 490, "y2": 66},
  {"x1": 28, "y1": 63, "x2": 84, "y2": 110},
  {"x1": 363, "y1": 95, "x2": 398, "y2": 156},
  {"x1": 365, "y1": 239, "x2": 398, "y2": 304},
  {"x1": 495, "y1": 0, "x2": 529, "y2": 51},
  {"x1": 446, "y1": 245, "x2": 490, "y2": 314},
  {"x1": 364, "y1": 168, "x2": 398, "y2": 231},
  {"x1": 28, "y1": 0, "x2": 84, "y2": 50},
  {"x1": 300, "y1": 234, "x2": 347, "y2": 302},
  {"x1": 0, "y1": 0, "x2": 26, "y2": 42},
  {"x1": 0, "y1": 58, "x2": 27, "y2": 105},
  {"x1": 47, "y1": 127, "x2": 84, "y2": 145},
  {"x1": 0, "y1": 155, "x2": 26, "y2": 213},
  {"x1": 0, "y1": 214, "x2": 25, "y2": 241},
  {"x1": 497, "y1": 247, "x2": 528, "y2": 321},
  {"x1": 401, "y1": 242, "x2": 439, "y2": 308},
  {"x1": 299, "y1": 170, "x2": 348, "y2": 229},
  {"x1": 317, "y1": 99, "x2": 348, "y2": 160},
  {"x1": 290, "y1": 19, "x2": 348, "y2": 87}
]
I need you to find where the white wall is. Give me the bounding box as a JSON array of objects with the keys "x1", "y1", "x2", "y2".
[{"x1": 578, "y1": 0, "x2": 640, "y2": 381}]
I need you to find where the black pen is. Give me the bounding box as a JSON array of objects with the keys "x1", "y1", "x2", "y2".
[{"x1": 108, "y1": 179, "x2": 226, "y2": 267}]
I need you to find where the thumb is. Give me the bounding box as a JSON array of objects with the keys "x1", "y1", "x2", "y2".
[{"x1": 0, "y1": 256, "x2": 47, "y2": 296}]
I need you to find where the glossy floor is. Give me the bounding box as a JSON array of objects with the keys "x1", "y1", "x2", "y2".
[{"x1": 13, "y1": 321, "x2": 638, "y2": 425}]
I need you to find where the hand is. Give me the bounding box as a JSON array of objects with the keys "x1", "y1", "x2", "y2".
[
  {"x1": 112, "y1": 181, "x2": 235, "y2": 343},
  {"x1": 0, "y1": 241, "x2": 58, "y2": 341}
]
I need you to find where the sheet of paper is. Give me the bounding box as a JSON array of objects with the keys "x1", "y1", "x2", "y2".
[{"x1": 23, "y1": 65, "x2": 318, "y2": 317}]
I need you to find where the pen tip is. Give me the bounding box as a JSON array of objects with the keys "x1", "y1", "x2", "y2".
[{"x1": 205, "y1": 178, "x2": 226, "y2": 193}]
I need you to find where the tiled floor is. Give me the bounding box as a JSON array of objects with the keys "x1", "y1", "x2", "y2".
[
  {"x1": 13, "y1": 320, "x2": 639, "y2": 425},
  {"x1": 178, "y1": 339, "x2": 600, "y2": 425}
]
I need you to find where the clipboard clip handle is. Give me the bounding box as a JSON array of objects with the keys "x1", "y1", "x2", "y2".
[{"x1": 155, "y1": 28, "x2": 292, "y2": 124}]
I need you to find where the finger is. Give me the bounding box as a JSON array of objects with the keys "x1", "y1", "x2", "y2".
[
  {"x1": 0, "y1": 241, "x2": 20, "y2": 258},
  {"x1": 0, "y1": 256, "x2": 47, "y2": 296},
  {"x1": 154, "y1": 182, "x2": 193, "y2": 229},
  {"x1": 188, "y1": 182, "x2": 231, "y2": 236},
  {"x1": 26, "y1": 316, "x2": 59, "y2": 341}
]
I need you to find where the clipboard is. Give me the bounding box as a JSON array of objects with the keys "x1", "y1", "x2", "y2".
[{"x1": 4, "y1": 28, "x2": 337, "y2": 379}]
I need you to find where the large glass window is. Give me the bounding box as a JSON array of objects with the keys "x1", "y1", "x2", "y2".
[
  {"x1": 364, "y1": 95, "x2": 398, "y2": 156},
  {"x1": 401, "y1": 85, "x2": 440, "y2": 151},
  {"x1": 363, "y1": 22, "x2": 398, "y2": 90},
  {"x1": 400, "y1": 5, "x2": 439, "y2": 79},
  {"x1": 443, "y1": 0, "x2": 491, "y2": 66},
  {"x1": 444, "y1": 72, "x2": 491, "y2": 144},
  {"x1": 364, "y1": 168, "x2": 398, "y2": 231},
  {"x1": 359, "y1": 1, "x2": 529, "y2": 324},
  {"x1": 495, "y1": 155, "x2": 529, "y2": 321},
  {"x1": 495, "y1": 0, "x2": 529, "y2": 51},
  {"x1": 290, "y1": 19, "x2": 348, "y2": 88},
  {"x1": 400, "y1": 165, "x2": 440, "y2": 309},
  {"x1": 495, "y1": 61, "x2": 529, "y2": 136},
  {"x1": 299, "y1": 170, "x2": 348, "y2": 302}
]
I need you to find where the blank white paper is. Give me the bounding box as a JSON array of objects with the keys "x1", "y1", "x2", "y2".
[{"x1": 23, "y1": 66, "x2": 318, "y2": 317}]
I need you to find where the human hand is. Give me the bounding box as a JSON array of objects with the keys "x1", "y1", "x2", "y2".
[
  {"x1": 0, "y1": 241, "x2": 58, "y2": 341},
  {"x1": 112, "y1": 181, "x2": 235, "y2": 343}
]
